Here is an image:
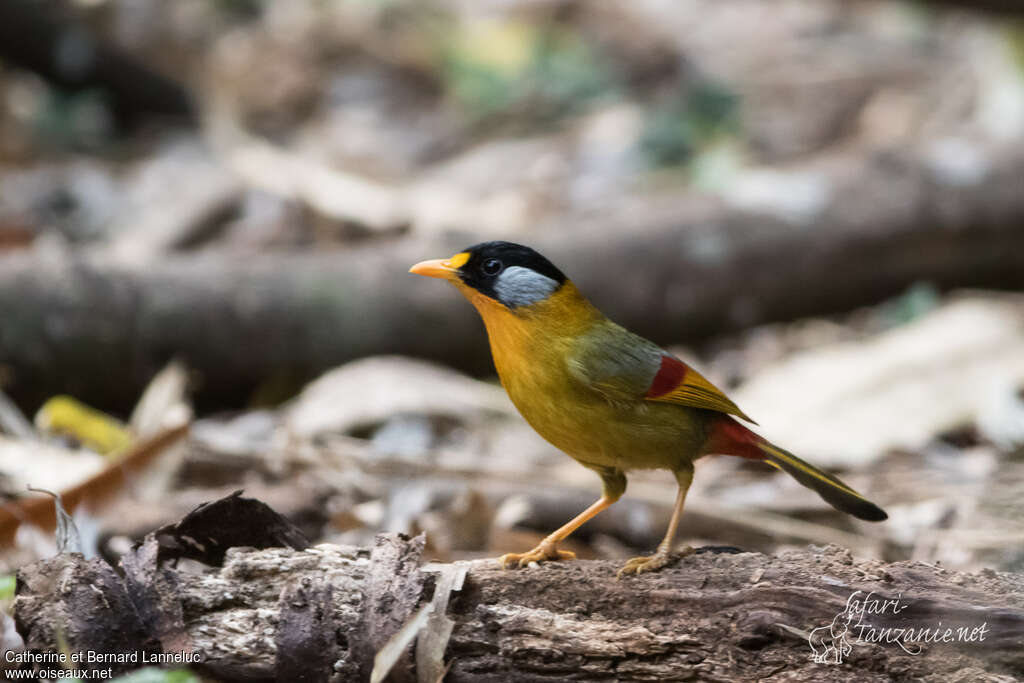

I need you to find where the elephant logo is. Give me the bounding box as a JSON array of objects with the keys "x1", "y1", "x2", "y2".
[{"x1": 808, "y1": 609, "x2": 855, "y2": 664}]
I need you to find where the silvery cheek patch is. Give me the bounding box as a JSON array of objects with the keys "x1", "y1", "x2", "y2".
[{"x1": 494, "y1": 266, "x2": 560, "y2": 307}]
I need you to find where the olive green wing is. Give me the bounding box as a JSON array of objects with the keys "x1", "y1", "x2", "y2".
[{"x1": 567, "y1": 322, "x2": 754, "y2": 422}]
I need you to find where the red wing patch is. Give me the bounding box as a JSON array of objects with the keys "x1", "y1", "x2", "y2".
[
  {"x1": 645, "y1": 355, "x2": 689, "y2": 398},
  {"x1": 644, "y1": 354, "x2": 756, "y2": 423}
]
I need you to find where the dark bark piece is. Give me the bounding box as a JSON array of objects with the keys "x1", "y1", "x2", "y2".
[
  {"x1": 153, "y1": 490, "x2": 309, "y2": 566},
  {"x1": 15, "y1": 553, "x2": 159, "y2": 677},
  {"x1": 120, "y1": 535, "x2": 191, "y2": 655},
  {"x1": 356, "y1": 533, "x2": 428, "y2": 683},
  {"x1": 275, "y1": 578, "x2": 337, "y2": 683}
]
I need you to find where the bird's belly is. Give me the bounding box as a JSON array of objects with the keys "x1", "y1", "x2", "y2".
[{"x1": 506, "y1": 378, "x2": 709, "y2": 472}]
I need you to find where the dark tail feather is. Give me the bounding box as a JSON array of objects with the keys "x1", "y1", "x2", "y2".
[
  {"x1": 707, "y1": 417, "x2": 888, "y2": 522},
  {"x1": 757, "y1": 441, "x2": 888, "y2": 521}
]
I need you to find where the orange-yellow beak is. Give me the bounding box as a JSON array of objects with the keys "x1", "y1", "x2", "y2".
[
  {"x1": 409, "y1": 252, "x2": 469, "y2": 280},
  {"x1": 409, "y1": 259, "x2": 456, "y2": 279}
]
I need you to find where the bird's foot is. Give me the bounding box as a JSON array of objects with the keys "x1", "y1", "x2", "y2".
[
  {"x1": 617, "y1": 545, "x2": 694, "y2": 578},
  {"x1": 499, "y1": 541, "x2": 576, "y2": 569}
]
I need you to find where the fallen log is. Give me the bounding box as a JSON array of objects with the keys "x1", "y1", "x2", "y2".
[
  {"x1": 14, "y1": 531, "x2": 1024, "y2": 681},
  {"x1": 4, "y1": 144, "x2": 1024, "y2": 413}
]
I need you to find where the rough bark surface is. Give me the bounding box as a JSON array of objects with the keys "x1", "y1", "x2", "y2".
[
  {"x1": 15, "y1": 553, "x2": 160, "y2": 677},
  {"x1": 14, "y1": 536, "x2": 1024, "y2": 682}
]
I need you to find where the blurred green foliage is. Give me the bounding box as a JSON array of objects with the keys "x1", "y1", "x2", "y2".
[
  {"x1": 877, "y1": 281, "x2": 941, "y2": 328},
  {"x1": 0, "y1": 574, "x2": 15, "y2": 603},
  {"x1": 639, "y1": 81, "x2": 740, "y2": 168},
  {"x1": 440, "y1": 15, "x2": 740, "y2": 170},
  {"x1": 212, "y1": 0, "x2": 266, "y2": 20},
  {"x1": 440, "y1": 19, "x2": 616, "y2": 123},
  {"x1": 32, "y1": 88, "x2": 115, "y2": 152},
  {"x1": 1008, "y1": 22, "x2": 1024, "y2": 73}
]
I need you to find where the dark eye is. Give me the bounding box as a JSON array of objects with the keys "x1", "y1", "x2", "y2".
[{"x1": 482, "y1": 258, "x2": 503, "y2": 276}]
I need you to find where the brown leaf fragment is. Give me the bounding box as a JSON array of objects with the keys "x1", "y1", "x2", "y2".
[{"x1": 0, "y1": 423, "x2": 189, "y2": 546}]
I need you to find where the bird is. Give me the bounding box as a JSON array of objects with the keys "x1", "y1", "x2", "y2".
[{"x1": 410, "y1": 241, "x2": 887, "y2": 577}]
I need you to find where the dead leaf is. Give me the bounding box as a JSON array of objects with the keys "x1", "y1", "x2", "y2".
[
  {"x1": 371, "y1": 603, "x2": 432, "y2": 683},
  {"x1": 285, "y1": 356, "x2": 513, "y2": 440},
  {"x1": 733, "y1": 298, "x2": 1024, "y2": 466},
  {"x1": 0, "y1": 424, "x2": 189, "y2": 546}
]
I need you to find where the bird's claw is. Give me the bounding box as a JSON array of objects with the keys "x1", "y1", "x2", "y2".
[
  {"x1": 616, "y1": 554, "x2": 669, "y2": 578},
  {"x1": 617, "y1": 545, "x2": 693, "y2": 578},
  {"x1": 499, "y1": 543, "x2": 576, "y2": 569}
]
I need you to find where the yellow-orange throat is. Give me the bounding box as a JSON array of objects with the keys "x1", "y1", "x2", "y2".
[{"x1": 453, "y1": 279, "x2": 600, "y2": 361}]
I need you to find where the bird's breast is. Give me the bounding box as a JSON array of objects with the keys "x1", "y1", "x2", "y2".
[
  {"x1": 465, "y1": 283, "x2": 709, "y2": 470},
  {"x1": 496, "y1": 337, "x2": 705, "y2": 471}
]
